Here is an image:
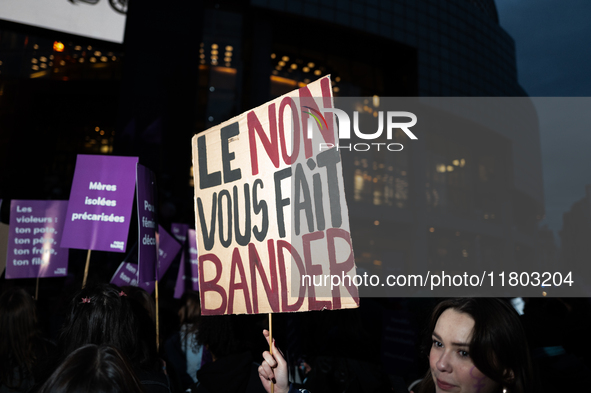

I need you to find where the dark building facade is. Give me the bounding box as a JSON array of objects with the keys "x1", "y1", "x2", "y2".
[
  {"x1": 200, "y1": 0, "x2": 543, "y2": 272},
  {"x1": 561, "y1": 185, "x2": 591, "y2": 268}
]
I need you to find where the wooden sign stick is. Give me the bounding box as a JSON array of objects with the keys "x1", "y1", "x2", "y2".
[
  {"x1": 155, "y1": 279, "x2": 160, "y2": 351},
  {"x1": 269, "y1": 313, "x2": 274, "y2": 393},
  {"x1": 82, "y1": 249, "x2": 92, "y2": 289}
]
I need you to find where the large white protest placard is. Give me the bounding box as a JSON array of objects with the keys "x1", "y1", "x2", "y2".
[{"x1": 192, "y1": 76, "x2": 358, "y2": 315}]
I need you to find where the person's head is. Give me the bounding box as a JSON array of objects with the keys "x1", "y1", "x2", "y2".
[
  {"x1": 120, "y1": 285, "x2": 156, "y2": 322},
  {"x1": 59, "y1": 283, "x2": 157, "y2": 370},
  {"x1": 197, "y1": 314, "x2": 250, "y2": 360},
  {"x1": 419, "y1": 298, "x2": 533, "y2": 393},
  {"x1": 39, "y1": 344, "x2": 144, "y2": 393},
  {"x1": 178, "y1": 290, "x2": 201, "y2": 326},
  {"x1": 0, "y1": 287, "x2": 40, "y2": 387}
]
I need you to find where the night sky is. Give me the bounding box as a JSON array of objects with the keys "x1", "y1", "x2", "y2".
[{"x1": 496, "y1": 0, "x2": 591, "y2": 240}]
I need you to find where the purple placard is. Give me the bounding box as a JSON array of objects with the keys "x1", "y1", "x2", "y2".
[
  {"x1": 171, "y1": 223, "x2": 189, "y2": 298},
  {"x1": 6, "y1": 200, "x2": 69, "y2": 279},
  {"x1": 137, "y1": 164, "x2": 158, "y2": 282},
  {"x1": 61, "y1": 154, "x2": 138, "y2": 252},
  {"x1": 187, "y1": 229, "x2": 199, "y2": 291},
  {"x1": 174, "y1": 252, "x2": 187, "y2": 299},
  {"x1": 174, "y1": 228, "x2": 199, "y2": 298},
  {"x1": 110, "y1": 262, "x2": 139, "y2": 287},
  {"x1": 140, "y1": 281, "x2": 155, "y2": 293},
  {"x1": 143, "y1": 225, "x2": 184, "y2": 293},
  {"x1": 158, "y1": 225, "x2": 181, "y2": 277},
  {"x1": 115, "y1": 227, "x2": 181, "y2": 295},
  {"x1": 110, "y1": 262, "x2": 156, "y2": 293},
  {"x1": 171, "y1": 223, "x2": 188, "y2": 245}
]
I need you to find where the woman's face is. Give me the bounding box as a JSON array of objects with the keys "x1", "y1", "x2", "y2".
[{"x1": 429, "y1": 309, "x2": 500, "y2": 393}]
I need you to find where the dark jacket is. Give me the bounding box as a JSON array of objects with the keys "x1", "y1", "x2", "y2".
[
  {"x1": 2, "y1": 339, "x2": 56, "y2": 393},
  {"x1": 192, "y1": 352, "x2": 266, "y2": 393},
  {"x1": 137, "y1": 368, "x2": 172, "y2": 393}
]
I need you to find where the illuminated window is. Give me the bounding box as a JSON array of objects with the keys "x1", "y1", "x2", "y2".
[
  {"x1": 425, "y1": 133, "x2": 472, "y2": 217},
  {"x1": 350, "y1": 120, "x2": 409, "y2": 208}
]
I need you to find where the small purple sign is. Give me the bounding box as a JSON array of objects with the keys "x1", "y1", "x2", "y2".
[
  {"x1": 110, "y1": 262, "x2": 139, "y2": 287},
  {"x1": 140, "y1": 281, "x2": 156, "y2": 293},
  {"x1": 158, "y1": 225, "x2": 181, "y2": 277},
  {"x1": 171, "y1": 223, "x2": 189, "y2": 298},
  {"x1": 174, "y1": 228, "x2": 199, "y2": 298},
  {"x1": 110, "y1": 262, "x2": 156, "y2": 293},
  {"x1": 116, "y1": 227, "x2": 181, "y2": 294},
  {"x1": 188, "y1": 229, "x2": 199, "y2": 291},
  {"x1": 174, "y1": 252, "x2": 187, "y2": 299},
  {"x1": 171, "y1": 223, "x2": 189, "y2": 245},
  {"x1": 6, "y1": 200, "x2": 69, "y2": 279},
  {"x1": 137, "y1": 164, "x2": 158, "y2": 283},
  {"x1": 61, "y1": 154, "x2": 138, "y2": 252}
]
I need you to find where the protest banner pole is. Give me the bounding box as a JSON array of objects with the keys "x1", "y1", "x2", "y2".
[
  {"x1": 155, "y1": 279, "x2": 160, "y2": 351},
  {"x1": 35, "y1": 276, "x2": 40, "y2": 300},
  {"x1": 82, "y1": 250, "x2": 92, "y2": 289},
  {"x1": 269, "y1": 313, "x2": 274, "y2": 393}
]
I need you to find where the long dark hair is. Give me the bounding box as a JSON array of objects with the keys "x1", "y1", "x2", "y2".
[
  {"x1": 417, "y1": 298, "x2": 534, "y2": 393},
  {"x1": 58, "y1": 284, "x2": 158, "y2": 371},
  {"x1": 0, "y1": 287, "x2": 43, "y2": 389},
  {"x1": 197, "y1": 314, "x2": 250, "y2": 359},
  {"x1": 120, "y1": 285, "x2": 156, "y2": 322},
  {"x1": 38, "y1": 344, "x2": 144, "y2": 393},
  {"x1": 178, "y1": 290, "x2": 201, "y2": 327},
  {"x1": 178, "y1": 291, "x2": 201, "y2": 353}
]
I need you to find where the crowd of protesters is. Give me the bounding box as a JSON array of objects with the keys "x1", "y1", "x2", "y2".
[{"x1": 1, "y1": 282, "x2": 591, "y2": 393}]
